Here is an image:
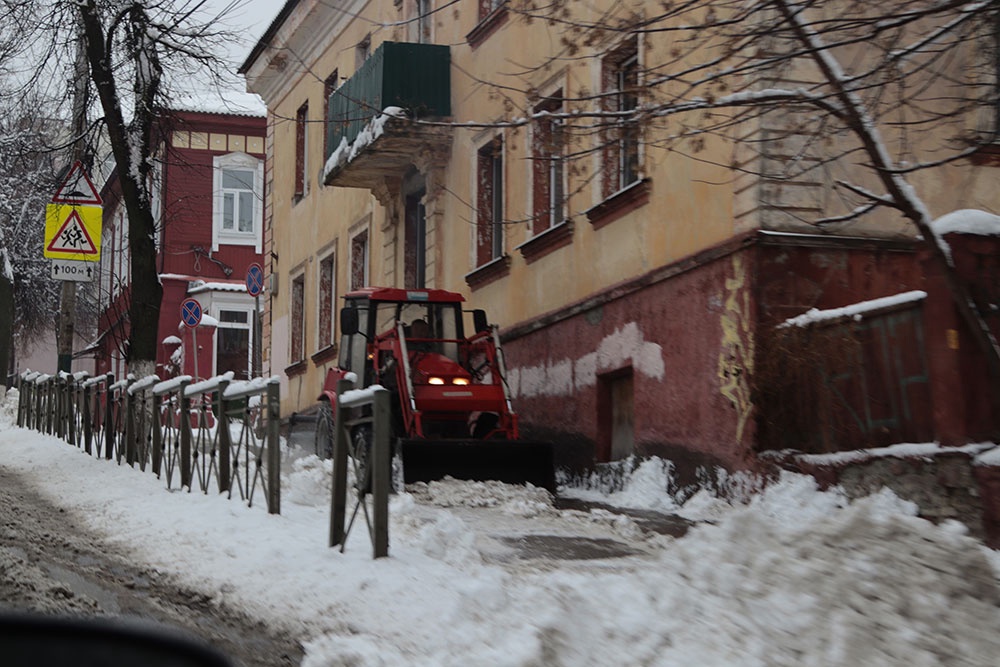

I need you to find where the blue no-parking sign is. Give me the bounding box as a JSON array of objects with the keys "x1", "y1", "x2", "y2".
[
  {"x1": 180, "y1": 298, "x2": 203, "y2": 328},
  {"x1": 246, "y1": 263, "x2": 264, "y2": 297}
]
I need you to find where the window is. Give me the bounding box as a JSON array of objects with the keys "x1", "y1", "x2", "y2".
[
  {"x1": 318, "y1": 252, "x2": 336, "y2": 349},
  {"x1": 415, "y1": 0, "x2": 432, "y2": 43},
  {"x1": 478, "y1": 0, "x2": 504, "y2": 21},
  {"x1": 350, "y1": 228, "x2": 369, "y2": 290},
  {"x1": 291, "y1": 275, "x2": 305, "y2": 363},
  {"x1": 532, "y1": 93, "x2": 565, "y2": 234},
  {"x1": 476, "y1": 137, "x2": 504, "y2": 266},
  {"x1": 215, "y1": 308, "x2": 251, "y2": 380},
  {"x1": 212, "y1": 152, "x2": 263, "y2": 251},
  {"x1": 602, "y1": 38, "x2": 641, "y2": 197},
  {"x1": 468, "y1": 0, "x2": 507, "y2": 48},
  {"x1": 295, "y1": 102, "x2": 309, "y2": 199},
  {"x1": 323, "y1": 70, "x2": 339, "y2": 157},
  {"x1": 222, "y1": 169, "x2": 255, "y2": 232},
  {"x1": 356, "y1": 34, "x2": 371, "y2": 69}
]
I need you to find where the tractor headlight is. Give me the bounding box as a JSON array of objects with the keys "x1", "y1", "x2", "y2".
[
  {"x1": 451, "y1": 378, "x2": 470, "y2": 385},
  {"x1": 428, "y1": 377, "x2": 445, "y2": 385}
]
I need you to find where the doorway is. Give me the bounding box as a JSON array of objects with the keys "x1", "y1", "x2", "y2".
[{"x1": 597, "y1": 368, "x2": 634, "y2": 461}]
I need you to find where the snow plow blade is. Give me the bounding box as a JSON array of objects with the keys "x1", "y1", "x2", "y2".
[{"x1": 399, "y1": 439, "x2": 557, "y2": 493}]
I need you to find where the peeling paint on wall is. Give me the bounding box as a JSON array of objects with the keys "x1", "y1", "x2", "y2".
[
  {"x1": 509, "y1": 322, "x2": 665, "y2": 398},
  {"x1": 717, "y1": 255, "x2": 755, "y2": 442}
]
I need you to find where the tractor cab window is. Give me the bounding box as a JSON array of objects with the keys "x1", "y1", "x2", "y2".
[
  {"x1": 397, "y1": 302, "x2": 461, "y2": 360},
  {"x1": 338, "y1": 301, "x2": 371, "y2": 382}
]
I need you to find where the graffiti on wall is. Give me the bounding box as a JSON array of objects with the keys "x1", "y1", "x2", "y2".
[
  {"x1": 508, "y1": 322, "x2": 665, "y2": 399},
  {"x1": 717, "y1": 254, "x2": 755, "y2": 442}
]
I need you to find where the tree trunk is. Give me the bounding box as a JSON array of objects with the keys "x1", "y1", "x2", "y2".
[{"x1": 77, "y1": 1, "x2": 163, "y2": 371}]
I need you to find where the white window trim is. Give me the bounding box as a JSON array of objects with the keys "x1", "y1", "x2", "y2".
[{"x1": 212, "y1": 152, "x2": 264, "y2": 253}]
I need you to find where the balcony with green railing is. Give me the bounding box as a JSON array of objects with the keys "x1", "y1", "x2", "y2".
[{"x1": 324, "y1": 41, "x2": 453, "y2": 189}]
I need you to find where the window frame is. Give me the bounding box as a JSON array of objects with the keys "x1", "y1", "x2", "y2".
[
  {"x1": 475, "y1": 136, "x2": 504, "y2": 267},
  {"x1": 317, "y1": 250, "x2": 337, "y2": 351},
  {"x1": 294, "y1": 102, "x2": 309, "y2": 200},
  {"x1": 601, "y1": 37, "x2": 642, "y2": 199},
  {"x1": 323, "y1": 70, "x2": 339, "y2": 158},
  {"x1": 349, "y1": 226, "x2": 370, "y2": 291},
  {"x1": 531, "y1": 93, "x2": 566, "y2": 235},
  {"x1": 212, "y1": 152, "x2": 263, "y2": 252},
  {"x1": 290, "y1": 273, "x2": 306, "y2": 364},
  {"x1": 415, "y1": 0, "x2": 433, "y2": 44}
]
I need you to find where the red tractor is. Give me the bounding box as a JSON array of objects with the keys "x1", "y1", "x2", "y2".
[{"x1": 315, "y1": 287, "x2": 555, "y2": 492}]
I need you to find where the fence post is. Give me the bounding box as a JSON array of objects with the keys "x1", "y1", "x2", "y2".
[
  {"x1": 179, "y1": 379, "x2": 192, "y2": 489},
  {"x1": 34, "y1": 378, "x2": 43, "y2": 431},
  {"x1": 216, "y1": 379, "x2": 232, "y2": 494},
  {"x1": 266, "y1": 380, "x2": 281, "y2": 515},
  {"x1": 16, "y1": 374, "x2": 26, "y2": 428},
  {"x1": 68, "y1": 379, "x2": 80, "y2": 446},
  {"x1": 104, "y1": 374, "x2": 114, "y2": 460},
  {"x1": 329, "y1": 378, "x2": 353, "y2": 548},
  {"x1": 45, "y1": 379, "x2": 54, "y2": 435},
  {"x1": 371, "y1": 387, "x2": 390, "y2": 558},
  {"x1": 151, "y1": 392, "x2": 163, "y2": 476},
  {"x1": 82, "y1": 382, "x2": 93, "y2": 455},
  {"x1": 55, "y1": 375, "x2": 65, "y2": 440},
  {"x1": 124, "y1": 377, "x2": 136, "y2": 466}
]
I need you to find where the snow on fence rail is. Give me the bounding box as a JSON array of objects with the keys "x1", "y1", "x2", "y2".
[{"x1": 15, "y1": 370, "x2": 282, "y2": 514}]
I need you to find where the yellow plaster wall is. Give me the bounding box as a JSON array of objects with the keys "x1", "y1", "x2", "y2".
[{"x1": 250, "y1": 0, "x2": 1000, "y2": 415}]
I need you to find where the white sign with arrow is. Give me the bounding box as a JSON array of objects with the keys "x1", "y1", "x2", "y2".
[{"x1": 50, "y1": 259, "x2": 96, "y2": 282}]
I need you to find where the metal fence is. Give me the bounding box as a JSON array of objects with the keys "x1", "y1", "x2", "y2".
[{"x1": 14, "y1": 369, "x2": 282, "y2": 514}]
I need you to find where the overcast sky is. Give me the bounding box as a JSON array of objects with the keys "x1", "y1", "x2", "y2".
[{"x1": 202, "y1": 0, "x2": 283, "y2": 66}]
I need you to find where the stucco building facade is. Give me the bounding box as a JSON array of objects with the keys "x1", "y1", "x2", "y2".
[{"x1": 241, "y1": 0, "x2": 999, "y2": 476}]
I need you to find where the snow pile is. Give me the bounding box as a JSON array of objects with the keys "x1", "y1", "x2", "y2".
[
  {"x1": 0, "y1": 387, "x2": 16, "y2": 423},
  {"x1": 409, "y1": 478, "x2": 555, "y2": 516},
  {"x1": 2, "y1": 394, "x2": 999, "y2": 666}
]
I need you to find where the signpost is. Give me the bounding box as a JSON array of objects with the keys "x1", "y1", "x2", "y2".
[
  {"x1": 49, "y1": 160, "x2": 103, "y2": 372},
  {"x1": 181, "y1": 298, "x2": 203, "y2": 380},
  {"x1": 246, "y1": 263, "x2": 264, "y2": 378}
]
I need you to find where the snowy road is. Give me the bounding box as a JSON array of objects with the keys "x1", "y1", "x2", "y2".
[
  {"x1": 2, "y1": 391, "x2": 1000, "y2": 666},
  {"x1": 0, "y1": 465, "x2": 302, "y2": 666}
]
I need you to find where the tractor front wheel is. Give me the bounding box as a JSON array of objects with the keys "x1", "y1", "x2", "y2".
[
  {"x1": 350, "y1": 425, "x2": 373, "y2": 493},
  {"x1": 314, "y1": 401, "x2": 334, "y2": 459}
]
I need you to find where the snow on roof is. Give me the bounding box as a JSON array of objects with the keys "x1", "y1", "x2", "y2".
[
  {"x1": 167, "y1": 88, "x2": 266, "y2": 117},
  {"x1": 780, "y1": 441, "x2": 996, "y2": 467},
  {"x1": 188, "y1": 280, "x2": 247, "y2": 294},
  {"x1": 931, "y1": 209, "x2": 1000, "y2": 237},
  {"x1": 780, "y1": 290, "x2": 927, "y2": 328},
  {"x1": 931, "y1": 209, "x2": 1000, "y2": 264}
]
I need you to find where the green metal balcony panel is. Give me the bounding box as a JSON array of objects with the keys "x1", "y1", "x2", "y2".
[{"x1": 326, "y1": 42, "x2": 451, "y2": 159}]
